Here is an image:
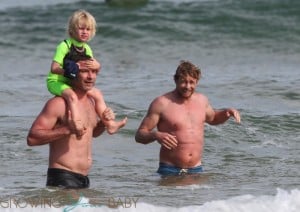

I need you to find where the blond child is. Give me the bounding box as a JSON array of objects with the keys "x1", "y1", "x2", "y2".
[{"x1": 47, "y1": 9, "x2": 127, "y2": 137}]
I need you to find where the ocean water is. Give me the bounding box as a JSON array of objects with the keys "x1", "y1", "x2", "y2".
[{"x1": 0, "y1": 0, "x2": 299, "y2": 211}]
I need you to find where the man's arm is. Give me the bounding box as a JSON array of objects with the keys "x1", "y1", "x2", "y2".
[
  {"x1": 135, "y1": 111, "x2": 159, "y2": 145},
  {"x1": 27, "y1": 98, "x2": 71, "y2": 146},
  {"x1": 135, "y1": 99, "x2": 178, "y2": 150},
  {"x1": 206, "y1": 102, "x2": 241, "y2": 125}
]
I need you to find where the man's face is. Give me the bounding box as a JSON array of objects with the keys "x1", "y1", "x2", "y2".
[
  {"x1": 175, "y1": 75, "x2": 198, "y2": 99},
  {"x1": 73, "y1": 69, "x2": 98, "y2": 91}
]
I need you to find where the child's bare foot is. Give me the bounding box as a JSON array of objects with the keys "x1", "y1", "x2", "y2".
[{"x1": 106, "y1": 117, "x2": 128, "y2": 135}]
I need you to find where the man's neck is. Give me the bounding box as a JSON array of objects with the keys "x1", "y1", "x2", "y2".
[
  {"x1": 174, "y1": 90, "x2": 193, "y2": 100},
  {"x1": 73, "y1": 89, "x2": 88, "y2": 100}
]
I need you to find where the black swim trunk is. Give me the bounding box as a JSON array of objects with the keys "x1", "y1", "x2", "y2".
[{"x1": 46, "y1": 168, "x2": 90, "y2": 189}]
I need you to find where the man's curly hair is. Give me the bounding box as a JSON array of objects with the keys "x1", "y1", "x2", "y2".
[{"x1": 174, "y1": 60, "x2": 201, "y2": 82}]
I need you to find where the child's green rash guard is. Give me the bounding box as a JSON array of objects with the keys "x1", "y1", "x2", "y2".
[{"x1": 46, "y1": 38, "x2": 94, "y2": 96}]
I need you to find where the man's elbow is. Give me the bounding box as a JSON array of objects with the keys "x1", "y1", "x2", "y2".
[
  {"x1": 134, "y1": 134, "x2": 140, "y2": 143},
  {"x1": 27, "y1": 138, "x2": 34, "y2": 146},
  {"x1": 206, "y1": 119, "x2": 216, "y2": 125},
  {"x1": 206, "y1": 114, "x2": 219, "y2": 125},
  {"x1": 135, "y1": 132, "x2": 150, "y2": 145},
  {"x1": 27, "y1": 134, "x2": 38, "y2": 146},
  {"x1": 135, "y1": 133, "x2": 143, "y2": 144}
]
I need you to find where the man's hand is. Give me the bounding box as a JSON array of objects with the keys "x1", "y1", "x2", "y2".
[
  {"x1": 155, "y1": 131, "x2": 178, "y2": 150},
  {"x1": 226, "y1": 108, "x2": 241, "y2": 123},
  {"x1": 102, "y1": 107, "x2": 116, "y2": 121},
  {"x1": 67, "y1": 110, "x2": 87, "y2": 139}
]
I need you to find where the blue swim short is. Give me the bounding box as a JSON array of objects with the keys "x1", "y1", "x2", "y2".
[{"x1": 157, "y1": 162, "x2": 203, "y2": 176}]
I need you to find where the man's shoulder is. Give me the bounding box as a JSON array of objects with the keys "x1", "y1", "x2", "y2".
[
  {"x1": 194, "y1": 92, "x2": 207, "y2": 99},
  {"x1": 153, "y1": 92, "x2": 170, "y2": 103},
  {"x1": 45, "y1": 96, "x2": 67, "y2": 111},
  {"x1": 48, "y1": 95, "x2": 66, "y2": 103},
  {"x1": 192, "y1": 92, "x2": 210, "y2": 107},
  {"x1": 149, "y1": 92, "x2": 172, "y2": 110}
]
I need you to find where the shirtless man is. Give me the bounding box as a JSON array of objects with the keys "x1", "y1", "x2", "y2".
[
  {"x1": 135, "y1": 61, "x2": 241, "y2": 176},
  {"x1": 27, "y1": 67, "x2": 116, "y2": 189}
]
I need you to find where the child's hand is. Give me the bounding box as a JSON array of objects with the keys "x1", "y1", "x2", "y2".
[{"x1": 77, "y1": 58, "x2": 101, "y2": 71}]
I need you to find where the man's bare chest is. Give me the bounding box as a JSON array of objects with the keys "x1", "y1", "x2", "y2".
[
  {"x1": 78, "y1": 101, "x2": 97, "y2": 128},
  {"x1": 161, "y1": 103, "x2": 205, "y2": 129}
]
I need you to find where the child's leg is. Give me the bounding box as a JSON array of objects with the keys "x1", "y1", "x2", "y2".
[
  {"x1": 87, "y1": 88, "x2": 127, "y2": 134},
  {"x1": 47, "y1": 76, "x2": 85, "y2": 137},
  {"x1": 62, "y1": 88, "x2": 85, "y2": 136}
]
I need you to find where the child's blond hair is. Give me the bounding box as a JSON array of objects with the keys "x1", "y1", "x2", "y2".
[{"x1": 68, "y1": 9, "x2": 96, "y2": 41}]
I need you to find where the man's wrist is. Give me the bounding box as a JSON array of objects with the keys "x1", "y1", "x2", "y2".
[
  {"x1": 151, "y1": 131, "x2": 157, "y2": 141},
  {"x1": 98, "y1": 120, "x2": 106, "y2": 128},
  {"x1": 63, "y1": 126, "x2": 72, "y2": 136}
]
